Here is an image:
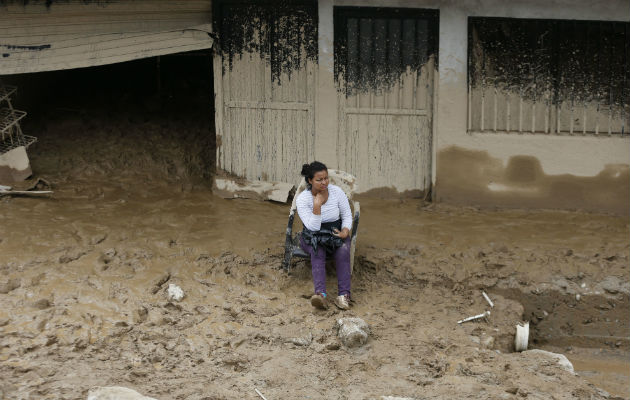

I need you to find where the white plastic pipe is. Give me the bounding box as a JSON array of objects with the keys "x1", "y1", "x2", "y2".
[
  {"x1": 515, "y1": 322, "x2": 529, "y2": 352},
  {"x1": 457, "y1": 310, "x2": 491, "y2": 324},
  {"x1": 482, "y1": 291, "x2": 494, "y2": 308}
]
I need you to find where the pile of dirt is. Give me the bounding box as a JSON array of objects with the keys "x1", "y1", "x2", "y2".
[{"x1": 26, "y1": 108, "x2": 214, "y2": 186}]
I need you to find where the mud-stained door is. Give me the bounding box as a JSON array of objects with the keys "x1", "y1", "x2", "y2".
[
  {"x1": 334, "y1": 8, "x2": 438, "y2": 194},
  {"x1": 214, "y1": 1, "x2": 317, "y2": 183}
]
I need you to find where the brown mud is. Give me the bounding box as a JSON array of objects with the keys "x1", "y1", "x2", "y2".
[{"x1": 1, "y1": 110, "x2": 629, "y2": 399}]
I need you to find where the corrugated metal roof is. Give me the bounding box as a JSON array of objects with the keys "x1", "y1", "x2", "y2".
[{"x1": 0, "y1": 0, "x2": 213, "y2": 74}]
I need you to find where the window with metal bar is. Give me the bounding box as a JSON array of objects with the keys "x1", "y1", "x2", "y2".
[{"x1": 468, "y1": 17, "x2": 630, "y2": 136}]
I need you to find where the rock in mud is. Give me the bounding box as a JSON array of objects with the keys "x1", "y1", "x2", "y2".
[
  {"x1": 287, "y1": 332, "x2": 313, "y2": 347},
  {"x1": 166, "y1": 284, "x2": 184, "y2": 302},
  {"x1": 481, "y1": 335, "x2": 495, "y2": 349},
  {"x1": 336, "y1": 317, "x2": 370, "y2": 348},
  {"x1": 133, "y1": 306, "x2": 148, "y2": 324},
  {"x1": 0, "y1": 278, "x2": 20, "y2": 294},
  {"x1": 523, "y1": 349, "x2": 575, "y2": 374},
  {"x1": 32, "y1": 298, "x2": 51, "y2": 310},
  {"x1": 87, "y1": 386, "x2": 157, "y2": 400}
]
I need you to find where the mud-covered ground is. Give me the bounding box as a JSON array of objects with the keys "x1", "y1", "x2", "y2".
[{"x1": 1, "y1": 91, "x2": 629, "y2": 399}]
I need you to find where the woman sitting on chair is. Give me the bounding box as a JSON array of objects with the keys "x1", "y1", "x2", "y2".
[{"x1": 296, "y1": 161, "x2": 352, "y2": 310}]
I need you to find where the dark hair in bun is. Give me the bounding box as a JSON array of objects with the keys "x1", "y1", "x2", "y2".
[{"x1": 300, "y1": 161, "x2": 327, "y2": 188}]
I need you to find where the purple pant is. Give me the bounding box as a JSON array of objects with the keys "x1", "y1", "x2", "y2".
[{"x1": 300, "y1": 236, "x2": 351, "y2": 297}]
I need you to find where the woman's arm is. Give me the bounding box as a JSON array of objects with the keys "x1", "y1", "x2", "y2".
[{"x1": 296, "y1": 192, "x2": 322, "y2": 231}]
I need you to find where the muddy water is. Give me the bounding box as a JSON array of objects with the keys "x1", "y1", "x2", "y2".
[
  {"x1": 1, "y1": 177, "x2": 287, "y2": 262},
  {"x1": 544, "y1": 346, "x2": 630, "y2": 399}
]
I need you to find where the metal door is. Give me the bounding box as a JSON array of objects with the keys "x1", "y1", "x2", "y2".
[
  {"x1": 334, "y1": 7, "x2": 438, "y2": 194},
  {"x1": 214, "y1": 1, "x2": 317, "y2": 183}
]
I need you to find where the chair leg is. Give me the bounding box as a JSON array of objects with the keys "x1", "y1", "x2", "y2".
[
  {"x1": 350, "y1": 203, "x2": 360, "y2": 274},
  {"x1": 281, "y1": 213, "x2": 296, "y2": 271}
]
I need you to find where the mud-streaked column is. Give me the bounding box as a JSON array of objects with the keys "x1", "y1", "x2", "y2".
[{"x1": 315, "y1": 0, "x2": 338, "y2": 167}]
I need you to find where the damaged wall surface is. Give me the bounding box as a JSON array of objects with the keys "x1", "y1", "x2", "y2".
[
  {"x1": 432, "y1": 0, "x2": 630, "y2": 214},
  {"x1": 468, "y1": 18, "x2": 629, "y2": 135},
  {"x1": 213, "y1": 0, "x2": 318, "y2": 184},
  {"x1": 334, "y1": 7, "x2": 438, "y2": 194},
  {"x1": 212, "y1": 0, "x2": 629, "y2": 213},
  {"x1": 0, "y1": 0, "x2": 214, "y2": 74}
]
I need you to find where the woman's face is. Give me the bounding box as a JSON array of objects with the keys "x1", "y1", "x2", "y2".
[{"x1": 309, "y1": 170, "x2": 329, "y2": 192}]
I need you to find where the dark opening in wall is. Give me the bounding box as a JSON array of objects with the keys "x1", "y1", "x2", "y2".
[
  {"x1": 468, "y1": 17, "x2": 630, "y2": 135},
  {"x1": 3, "y1": 49, "x2": 216, "y2": 183}
]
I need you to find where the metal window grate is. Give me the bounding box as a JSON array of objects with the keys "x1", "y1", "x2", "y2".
[
  {"x1": 468, "y1": 18, "x2": 630, "y2": 136},
  {"x1": 334, "y1": 7, "x2": 439, "y2": 98}
]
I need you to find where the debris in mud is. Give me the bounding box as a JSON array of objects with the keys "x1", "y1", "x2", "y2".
[
  {"x1": 254, "y1": 388, "x2": 269, "y2": 400},
  {"x1": 166, "y1": 284, "x2": 184, "y2": 302},
  {"x1": 87, "y1": 386, "x2": 157, "y2": 400},
  {"x1": 336, "y1": 317, "x2": 370, "y2": 348},
  {"x1": 214, "y1": 176, "x2": 294, "y2": 203},
  {"x1": 457, "y1": 310, "x2": 491, "y2": 324},
  {"x1": 151, "y1": 273, "x2": 171, "y2": 295},
  {"x1": 482, "y1": 291, "x2": 494, "y2": 308},
  {"x1": 514, "y1": 322, "x2": 529, "y2": 352},
  {"x1": 0, "y1": 188, "x2": 52, "y2": 197}
]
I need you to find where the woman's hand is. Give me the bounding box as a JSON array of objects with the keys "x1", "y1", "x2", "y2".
[
  {"x1": 333, "y1": 227, "x2": 350, "y2": 239},
  {"x1": 313, "y1": 190, "x2": 328, "y2": 209}
]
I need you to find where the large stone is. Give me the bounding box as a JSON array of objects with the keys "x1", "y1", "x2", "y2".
[
  {"x1": 523, "y1": 349, "x2": 575, "y2": 374},
  {"x1": 166, "y1": 284, "x2": 184, "y2": 302},
  {"x1": 336, "y1": 317, "x2": 370, "y2": 348},
  {"x1": 87, "y1": 386, "x2": 157, "y2": 400}
]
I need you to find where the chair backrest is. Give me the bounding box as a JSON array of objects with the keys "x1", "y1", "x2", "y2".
[{"x1": 290, "y1": 169, "x2": 358, "y2": 213}]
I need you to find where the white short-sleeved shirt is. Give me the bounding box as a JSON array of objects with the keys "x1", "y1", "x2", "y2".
[{"x1": 296, "y1": 184, "x2": 352, "y2": 232}]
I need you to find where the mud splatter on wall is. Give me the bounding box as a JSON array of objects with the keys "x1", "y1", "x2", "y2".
[
  {"x1": 214, "y1": 0, "x2": 317, "y2": 83},
  {"x1": 468, "y1": 18, "x2": 630, "y2": 134},
  {"x1": 334, "y1": 7, "x2": 438, "y2": 95}
]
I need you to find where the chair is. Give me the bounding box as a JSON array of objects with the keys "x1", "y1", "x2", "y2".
[{"x1": 281, "y1": 169, "x2": 360, "y2": 273}]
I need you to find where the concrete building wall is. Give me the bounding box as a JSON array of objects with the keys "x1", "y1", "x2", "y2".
[{"x1": 318, "y1": 0, "x2": 630, "y2": 213}]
